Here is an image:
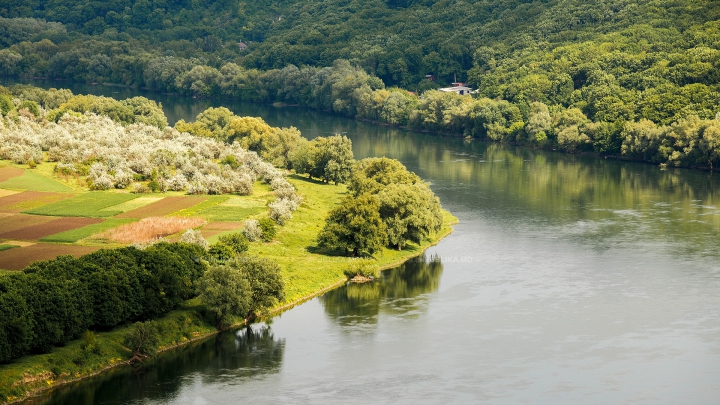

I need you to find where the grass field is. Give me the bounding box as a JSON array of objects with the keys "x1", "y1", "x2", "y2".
[
  {"x1": 0, "y1": 169, "x2": 74, "y2": 193},
  {"x1": 99, "y1": 196, "x2": 164, "y2": 214},
  {"x1": 115, "y1": 196, "x2": 207, "y2": 218},
  {"x1": 24, "y1": 193, "x2": 139, "y2": 217},
  {"x1": 0, "y1": 244, "x2": 18, "y2": 252}
]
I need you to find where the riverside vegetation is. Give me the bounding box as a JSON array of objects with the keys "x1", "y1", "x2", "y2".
[
  {"x1": 0, "y1": 89, "x2": 455, "y2": 403},
  {"x1": 2, "y1": 1, "x2": 720, "y2": 169}
]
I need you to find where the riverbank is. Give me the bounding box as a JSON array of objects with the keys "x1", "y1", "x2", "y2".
[{"x1": 0, "y1": 174, "x2": 457, "y2": 404}]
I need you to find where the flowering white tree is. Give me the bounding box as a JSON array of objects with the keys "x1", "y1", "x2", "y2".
[{"x1": 1, "y1": 111, "x2": 303, "y2": 224}]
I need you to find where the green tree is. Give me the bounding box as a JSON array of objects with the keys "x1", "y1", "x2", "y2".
[
  {"x1": 234, "y1": 256, "x2": 285, "y2": 320},
  {"x1": 348, "y1": 157, "x2": 421, "y2": 196},
  {"x1": 196, "y1": 265, "x2": 251, "y2": 329},
  {"x1": 378, "y1": 183, "x2": 443, "y2": 250},
  {"x1": 124, "y1": 320, "x2": 161, "y2": 359},
  {"x1": 317, "y1": 194, "x2": 387, "y2": 256}
]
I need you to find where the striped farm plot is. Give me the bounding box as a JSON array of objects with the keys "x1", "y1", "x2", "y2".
[
  {"x1": 24, "y1": 192, "x2": 140, "y2": 217},
  {"x1": 0, "y1": 191, "x2": 75, "y2": 213},
  {"x1": 0, "y1": 243, "x2": 100, "y2": 271},
  {"x1": 0, "y1": 217, "x2": 104, "y2": 241},
  {"x1": 0, "y1": 166, "x2": 24, "y2": 182},
  {"x1": 115, "y1": 196, "x2": 207, "y2": 218}
]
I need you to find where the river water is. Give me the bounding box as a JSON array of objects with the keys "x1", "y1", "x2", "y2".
[{"x1": 6, "y1": 79, "x2": 720, "y2": 404}]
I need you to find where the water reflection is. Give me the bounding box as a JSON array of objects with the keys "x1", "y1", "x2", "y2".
[
  {"x1": 319, "y1": 255, "x2": 443, "y2": 327},
  {"x1": 28, "y1": 326, "x2": 284, "y2": 405}
]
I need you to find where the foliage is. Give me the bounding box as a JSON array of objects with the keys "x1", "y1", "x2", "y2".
[
  {"x1": 3, "y1": 0, "x2": 720, "y2": 168},
  {"x1": 123, "y1": 321, "x2": 160, "y2": 358},
  {"x1": 291, "y1": 134, "x2": 355, "y2": 183},
  {"x1": 317, "y1": 194, "x2": 387, "y2": 256},
  {"x1": 179, "y1": 229, "x2": 209, "y2": 250},
  {"x1": 217, "y1": 233, "x2": 250, "y2": 256},
  {"x1": 258, "y1": 218, "x2": 277, "y2": 242},
  {"x1": 378, "y1": 183, "x2": 443, "y2": 250},
  {"x1": 232, "y1": 256, "x2": 285, "y2": 320},
  {"x1": 0, "y1": 243, "x2": 207, "y2": 363},
  {"x1": 1, "y1": 106, "x2": 301, "y2": 203},
  {"x1": 343, "y1": 259, "x2": 379, "y2": 279},
  {"x1": 325, "y1": 157, "x2": 444, "y2": 252},
  {"x1": 243, "y1": 219, "x2": 263, "y2": 242},
  {"x1": 196, "y1": 264, "x2": 251, "y2": 330},
  {"x1": 348, "y1": 157, "x2": 421, "y2": 196}
]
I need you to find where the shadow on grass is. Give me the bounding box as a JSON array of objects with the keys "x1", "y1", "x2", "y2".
[{"x1": 287, "y1": 173, "x2": 342, "y2": 186}]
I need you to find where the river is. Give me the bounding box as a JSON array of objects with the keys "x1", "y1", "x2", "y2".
[{"x1": 5, "y1": 79, "x2": 720, "y2": 404}]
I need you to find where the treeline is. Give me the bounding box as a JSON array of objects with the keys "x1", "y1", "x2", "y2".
[
  {"x1": 0, "y1": 243, "x2": 206, "y2": 363},
  {"x1": 2, "y1": 1, "x2": 719, "y2": 90},
  {"x1": 0, "y1": 231, "x2": 287, "y2": 364}
]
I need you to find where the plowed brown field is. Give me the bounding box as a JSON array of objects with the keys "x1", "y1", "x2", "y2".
[
  {"x1": 0, "y1": 191, "x2": 74, "y2": 213},
  {"x1": 0, "y1": 214, "x2": 57, "y2": 234},
  {"x1": 0, "y1": 166, "x2": 24, "y2": 182},
  {"x1": 0, "y1": 244, "x2": 99, "y2": 270},
  {"x1": 0, "y1": 217, "x2": 103, "y2": 240}
]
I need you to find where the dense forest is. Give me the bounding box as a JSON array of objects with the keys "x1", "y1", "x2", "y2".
[{"x1": 1, "y1": 1, "x2": 720, "y2": 167}]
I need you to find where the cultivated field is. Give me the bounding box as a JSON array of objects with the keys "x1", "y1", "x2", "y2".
[{"x1": 0, "y1": 162, "x2": 278, "y2": 271}]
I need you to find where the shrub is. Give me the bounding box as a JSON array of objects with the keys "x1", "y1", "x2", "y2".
[
  {"x1": 124, "y1": 321, "x2": 161, "y2": 359},
  {"x1": 132, "y1": 183, "x2": 151, "y2": 193},
  {"x1": 217, "y1": 233, "x2": 249, "y2": 255},
  {"x1": 17, "y1": 100, "x2": 40, "y2": 117},
  {"x1": 242, "y1": 219, "x2": 262, "y2": 242},
  {"x1": 179, "y1": 229, "x2": 209, "y2": 250},
  {"x1": 208, "y1": 242, "x2": 235, "y2": 262},
  {"x1": 258, "y1": 218, "x2": 276, "y2": 242},
  {"x1": 269, "y1": 198, "x2": 294, "y2": 225},
  {"x1": 343, "y1": 259, "x2": 379, "y2": 279}
]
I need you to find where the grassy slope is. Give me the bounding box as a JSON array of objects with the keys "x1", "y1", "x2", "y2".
[
  {"x1": 0, "y1": 169, "x2": 73, "y2": 193},
  {"x1": 0, "y1": 171, "x2": 457, "y2": 403}
]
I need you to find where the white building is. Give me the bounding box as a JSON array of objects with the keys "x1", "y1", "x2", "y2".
[{"x1": 438, "y1": 82, "x2": 473, "y2": 96}]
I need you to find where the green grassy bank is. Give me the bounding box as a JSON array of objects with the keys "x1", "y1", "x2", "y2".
[{"x1": 0, "y1": 174, "x2": 457, "y2": 404}]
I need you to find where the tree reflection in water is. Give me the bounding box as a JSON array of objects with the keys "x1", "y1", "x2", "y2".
[
  {"x1": 28, "y1": 326, "x2": 284, "y2": 405},
  {"x1": 319, "y1": 254, "x2": 443, "y2": 327}
]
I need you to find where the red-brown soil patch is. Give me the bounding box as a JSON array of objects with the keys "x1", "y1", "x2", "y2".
[
  {"x1": 115, "y1": 196, "x2": 207, "y2": 218},
  {"x1": 0, "y1": 191, "x2": 74, "y2": 213},
  {"x1": 200, "y1": 230, "x2": 223, "y2": 239},
  {"x1": 0, "y1": 214, "x2": 57, "y2": 234},
  {"x1": 202, "y1": 221, "x2": 243, "y2": 231},
  {"x1": 0, "y1": 217, "x2": 103, "y2": 240},
  {"x1": 0, "y1": 243, "x2": 100, "y2": 270},
  {"x1": 0, "y1": 166, "x2": 24, "y2": 182}
]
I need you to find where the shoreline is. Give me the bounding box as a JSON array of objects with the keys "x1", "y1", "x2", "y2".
[
  {"x1": 1, "y1": 215, "x2": 458, "y2": 404},
  {"x1": 3, "y1": 77, "x2": 717, "y2": 174}
]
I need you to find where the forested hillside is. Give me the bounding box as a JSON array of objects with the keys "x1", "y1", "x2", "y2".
[{"x1": 1, "y1": 1, "x2": 720, "y2": 168}]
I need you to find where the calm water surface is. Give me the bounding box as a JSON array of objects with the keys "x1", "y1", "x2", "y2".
[{"x1": 7, "y1": 79, "x2": 720, "y2": 404}]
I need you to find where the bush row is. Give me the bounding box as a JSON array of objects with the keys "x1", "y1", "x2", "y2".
[{"x1": 0, "y1": 242, "x2": 206, "y2": 363}]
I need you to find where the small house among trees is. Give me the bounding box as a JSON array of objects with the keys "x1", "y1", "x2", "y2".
[{"x1": 438, "y1": 82, "x2": 473, "y2": 96}]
